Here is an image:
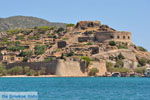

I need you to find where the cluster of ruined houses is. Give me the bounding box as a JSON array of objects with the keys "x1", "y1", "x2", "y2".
[
  {"x1": 0, "y1": 21, "x2": 132, "y2": 64},
  {"x1": 56, "y1": 21, "x2": 132, "y2": 57}
]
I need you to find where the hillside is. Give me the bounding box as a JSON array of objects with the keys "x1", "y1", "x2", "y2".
[
  {"x1": 0, "y1": 20, "x2": 150, "y2": 77},
  {"x1": 0, "y1": 16, "x2": 66, "y2": 31}
]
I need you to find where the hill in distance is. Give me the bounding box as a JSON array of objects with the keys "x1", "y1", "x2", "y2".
[{"x1": 0, "y1": 16, "x2": 66, "y2": 31}]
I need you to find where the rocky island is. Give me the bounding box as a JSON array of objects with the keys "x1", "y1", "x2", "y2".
[{"x1": 0, "y1": 16, "x2": 150, "y2": 77}]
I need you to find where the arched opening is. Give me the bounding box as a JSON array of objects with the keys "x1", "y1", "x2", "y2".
[
  {"x1": 110, "y1": 36, "x2": 114, "y2": 39},
  {"x1": 128, "y1": 36, "x2": 130, "y2": 39},
  {"x1": 117, "y1": 36, "x2": 120, "y2": 39},
  {"x1": 123, "y1": 36, "x2": 126, "y2": 39}
]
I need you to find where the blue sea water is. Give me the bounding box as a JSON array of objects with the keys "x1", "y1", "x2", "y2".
[{"x1": 0, "y1": 77, "x2": 150, "y2": 100}]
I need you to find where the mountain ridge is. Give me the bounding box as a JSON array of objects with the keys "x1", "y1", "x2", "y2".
[{"x1": 0, "y1": 16, "x2": 66, "y2": 31}]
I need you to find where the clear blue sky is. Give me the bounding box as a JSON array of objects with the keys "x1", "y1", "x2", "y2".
[{"x1": 0, "y1": 0, "x2": 150, "y2": 51}]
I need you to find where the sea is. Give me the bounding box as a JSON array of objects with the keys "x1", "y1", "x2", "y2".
[{"x1": 0, "y1": 77, "x2": 150, "y2": 100}]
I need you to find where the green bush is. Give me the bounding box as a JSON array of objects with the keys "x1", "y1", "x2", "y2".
[
  {"x1": 137, "y1": 58, "x2": 148, "y2": 67},
  {"x1": 44, "y1": 57, "x2": 53, "y2": 62},
  {"x1": 109, "y1": 41, "x2": 116, "y2": 46},
  {"x1": 8, "y1": 66, "x2": 24, "y2": 75},
  {"x1": 114, "y1": 60, "x2": 124, "y2": 68},
  {"x1": 23, "y1": 66, "x2": 30, "y2": 74},
  {"x1": 65, "y1": 52, "x2": 74, "y2": 57},
  {"x1": 7, "y1": 29, "x2": 22, "y2": 34},
  {"x1": 34, "y1": 45, "x2": 46, "y2": 55},
  {"x1": 88, "y1": 68, "x2": 99, "y2": 76},
  {"x1": 117, "y1": 45, "x2": 128, "y2": 49},
  {"x1": 134, "y1": 67, "x2": 146, "y2": 74},
  {"x1": 66, "y1": 24, "x2": 75, "y2": 27},
  {"x1": 7, "y1": 46, "x2": 26, "y2": 51},
  {"x1": 113, "y1": 67, "x2": 129, "y2": 73},
  {"x1": 81, "y1": 56, "x2": 92, "y2": 67},
  {"x1": 0, "y1": 64, "x2": 7, "y2": 76},
  {"x1": 116, "y1": 53, "x2": 125, "y2": 60},
  {"x1": 16, "y1": 35, "x2": 25, "y2": 40},
  {"x1": 106, "y1": 62, "x2": 114, "y2": 72},
  {"x1": 19, "y1": 51, "x2": 33, "y2": 57},
  {"x1": 85, "y1": 42, "x2": 93, "y2": 45},
  {"x1": 137, "y1": 46, "x2": 147, "y2": 52}
]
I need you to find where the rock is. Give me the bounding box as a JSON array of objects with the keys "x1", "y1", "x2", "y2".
[{"x1": 99, "y1": 25, "x2": 116, "y2": 32}]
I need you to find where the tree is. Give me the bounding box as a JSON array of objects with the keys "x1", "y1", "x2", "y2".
[
  {"x1": 81, "y1": 56, "x2": 92, "y2": 67},
  {"x1": 117, "y1": 53, "x2": 125, "y2": 60},
  {"x1": 88, "y1": 68, "x2": 99, "y2": 76},
  {"x1": 109, "y1": 41, "x2": 116, "y2": 46}
]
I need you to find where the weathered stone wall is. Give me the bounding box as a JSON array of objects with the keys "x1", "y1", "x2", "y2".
[
  {"x1": 6, "y1": 59, "x2": 107, "y2": 76},
  {"x1": 78, "y1": 37, "x2": 94, "y2": 42},
  {"x1": 75, "y1": 21, "x2": 101, "y2": 30},
  {"x1": 6, "y1": 60, "x2": 59, "y2": 74},
  {"x1": 95, "y1": 31, "x2": 131, "y2": 43}
]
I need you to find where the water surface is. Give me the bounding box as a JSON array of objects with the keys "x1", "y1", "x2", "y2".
[{"x1": 0, "y1": 77, "x2": 150, "y2": 100}]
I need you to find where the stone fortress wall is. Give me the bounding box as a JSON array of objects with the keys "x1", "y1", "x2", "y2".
[{"x1": 95, "y1": 31, "x2": 132, "y2": 43}]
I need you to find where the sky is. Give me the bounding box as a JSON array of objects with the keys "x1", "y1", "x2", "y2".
[{"x1": 0, "y1": 0, "x2": 150, "y2": 51}]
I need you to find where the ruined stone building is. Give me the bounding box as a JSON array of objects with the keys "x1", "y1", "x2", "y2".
[{"x1": 75, "y1": 21, "x2": 132, "y2": 43}]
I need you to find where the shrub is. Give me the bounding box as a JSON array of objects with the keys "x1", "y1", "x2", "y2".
[
  {"x1": 55, "y1": 27, "x2": 64, "y2": 33},
  {"x1": 0, "y1": 64, "x2": 7, "y2": 76},
  {"x1": 117, "y1": 45, "x2": 128, "y2": 49},
  {"x1": 66, "y1": 24, "x2": 75, "y2": 27},
  {"x1": 117, "y1": 53, "x2": 125, "y2": 60},
  {"x1": 65, "y1": 52, "x2": 74, "y2": 57},
  {"x1": 23, "y1": 57, "x2": 28, "y2": 62},
  {"x1": 8, "y1": 66, "x2": 24, "y2": 75},
  {"x1": 134, "y1": 67, "x2": 146, "y2": 74},
  {"x1": 88, "y1": 68, "x2": 99, "y2": 76},
  {"x1": 7, "y1": 29, "x2": 22, "y2": 34},
  {"x1": 7, "y1": 46, "x2": 26, "y2": 51},
  {"x1": 114, "y1": 60, "x2": 124, "y2": 68},
  {"x1": 19, "y1": 51, "x2": 33, "y2": 57},
  {"x1": 106, "y1": 62, "x2": 114, "y2": 72},
  {"x1": 23, "y1": 66, "x2": 30, "y2": 74},
  {"x1": 26, "y1": 69, "x2": 36, "y2": 76},
  {"x1": 137, "y1": 46, "x2": 147, "y2": 52},
  {"x1": 137, "y1": 58, "x2": 149, "y2": 67},
  {"x1": 44, "y1": 57, "x2": 53, "y2": 62},
  {"x1": 16, "y1": 35, "x2": 25, "y2": 40},
  {"x1": 34, "y1": 45, "x2": 46, "y2": 55},
  {"x1": 81, "y1": 56, "x2": 92, "y2": 67},
  {"x1": 85, "y1": 42, "x2": 93, "y2": 45},
  {"x1": 109, "y1": 41, "x2": 116, "y2": 46}
]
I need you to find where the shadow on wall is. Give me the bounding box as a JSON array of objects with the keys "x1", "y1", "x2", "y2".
[{"x1": 80, "y1": 61, "x2": 88, "y2": 73}]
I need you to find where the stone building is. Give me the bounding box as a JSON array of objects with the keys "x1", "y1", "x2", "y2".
[
  {"x1": 95, "y1": 31, "x2": 132, "y2": 43},
  {"x1": 57, "y1": 41, "x2": 67, "y2": 48}
]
